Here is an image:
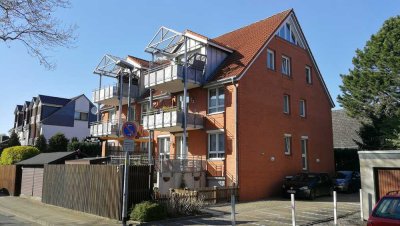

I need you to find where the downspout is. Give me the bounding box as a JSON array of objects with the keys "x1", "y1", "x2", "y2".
[{"x1": 231, "y1": 77, "x2": 239, "y2": 187}]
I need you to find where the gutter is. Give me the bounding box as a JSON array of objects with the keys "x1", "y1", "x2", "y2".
[{"x1": 231, "y1": 77, "x2": 239, "y2": 186}]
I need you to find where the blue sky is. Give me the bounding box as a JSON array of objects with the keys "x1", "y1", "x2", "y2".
[{"x1": 1, "y1": 0, "x2": 399, "y2": 134}]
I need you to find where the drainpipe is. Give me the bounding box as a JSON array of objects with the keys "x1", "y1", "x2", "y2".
[
  {"x1": 231, "y1": 77, "x2": 239, "y2": 186},
  {"x1": 182, "y1": 36, "x2": 188, "y2": 159},
  {"x1": 118, "y1": 74, "x2": 123, "y2": 137}
]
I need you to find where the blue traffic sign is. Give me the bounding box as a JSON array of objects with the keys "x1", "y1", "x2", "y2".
[{"x1": 122, "y1": 122, "x2": 137, "y2": 138}]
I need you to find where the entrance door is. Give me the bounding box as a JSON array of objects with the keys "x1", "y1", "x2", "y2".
[
  {"x1": 301, "y1": 138, "x2": 308, "y2": 170},
  {"x1": 176, "y1": 135, "x2": 188, "y2": 159}
]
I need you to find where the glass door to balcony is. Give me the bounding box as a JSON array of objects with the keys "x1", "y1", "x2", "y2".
[
  {"x1": 158, "y1": 137, "x2": 170, "y2": 160},
  {"x1": 176, "y1": 135, "x2": 188, "y2": 159},
  {"x1": 177, "y1": 94, "x2": 189, "y2": 111}
]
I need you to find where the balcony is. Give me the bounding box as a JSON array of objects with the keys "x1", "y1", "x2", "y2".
[
  {"x1": 144, "y1": 62, "x2": 204, "y2": 93},
  {"x1": 90, "y1": 120, "x2": 125, "y2": 137},
  {"x1": 92, "y1": 84, "x2": 138, "y2": 106},
  {"x1": 142, "y1": 108, "x2": 203, "y2": 132},
  {"x1": 154, "y1": 154, "x2": 206, "y2": 173}
]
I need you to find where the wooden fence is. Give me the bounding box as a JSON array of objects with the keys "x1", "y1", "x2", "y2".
[
  {"x1": 0, "y1": 165, "x2": 21, "y2": 196},
  {"x1": 42, "y1": 165, "x2": 152, "y2": 220}
]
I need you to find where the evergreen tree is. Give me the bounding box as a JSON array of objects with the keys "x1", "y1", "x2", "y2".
[
  {"x1": 35, "y1": 135, "x2": 47, "y2": 152},
  {"x1": 338, "y1": 15, "x2": 400, "y2": 149},
  {"x1": 48, "y1": 133, "x2": 69, "y2": 152},
  {"x1": 7, "y1": 131, "x2": 20, "y2": 147}
]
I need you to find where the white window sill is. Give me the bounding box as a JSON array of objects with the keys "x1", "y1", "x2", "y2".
[
  {"x1": 208, "y1": 158, "x2": 225, "y2": 161},
  {"x1": 207, "y1": 111, "x2": 225, "y2": 116}
]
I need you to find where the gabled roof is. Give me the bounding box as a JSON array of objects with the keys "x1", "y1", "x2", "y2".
[
  {"x1": 38, "y1": 94, "x2": 71, "y2": 106},
  {"x1": 15, "y1": 105, "x2": 23, "y2": 112},
  {"x1": 16, "y1": 152, "x2": 77, "y2": 165},
  {"x1": 210, "y1": 9, "x2": 292, "y2": 81},
  {"x1": 332, "y1": 109, "x2": 362, "y2": 149},
  {"x1": 22, "y1": 101, "x2": 31, "y2": 111}
]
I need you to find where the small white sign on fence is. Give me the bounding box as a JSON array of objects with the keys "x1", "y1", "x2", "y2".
[{"x1": 123, "y1": 139, "x2": 134, "y2": 152}]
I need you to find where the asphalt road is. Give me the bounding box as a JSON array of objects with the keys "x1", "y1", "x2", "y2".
[{"x1": 0, "y1": 211, "x2": 39, "y2": 226}]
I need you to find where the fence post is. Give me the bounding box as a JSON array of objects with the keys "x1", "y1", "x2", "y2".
[
  {"x1": 360, "y1": 189, "x2": 364, "y2": 220},
  {"x1": 231, "y1": 193, "x2": 236, "y2": 226},
  {"x1": 333, "y1": 191, "x2": 337, "y2": 225},
  {"x1": 213, "y1": 186, "x2": 217, "y2": 204},
  {"x1": 291, "y1": 194, "x2": 296, "y2": 226}
]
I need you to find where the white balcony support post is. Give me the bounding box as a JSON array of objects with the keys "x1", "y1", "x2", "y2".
[
  {"x1": 127, "y1": 73, "x2": 132, "y2": 122},
  {"x1": 97, "y1": 74, "x2": 102, "y2": 121},
  {"x1": 118, "y1": 74, "x2": 123, "y2": 137},
  {"x1": 182, "y1": 36, "x2": 188, "y2": 160}
]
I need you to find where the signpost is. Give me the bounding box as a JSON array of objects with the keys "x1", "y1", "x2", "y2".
[{"x1": 121, "y1": 122, "x2": 137, "y2": 226}]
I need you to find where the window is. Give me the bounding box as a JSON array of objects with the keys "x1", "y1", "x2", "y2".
[
  {"x1": 140, "y1": 102, "x2": 150, "y2": 124},
  {"x1": 176, "y1": 135, "x2": 188, "y2": 159},
  {"x1": 267, "y1": 49, "x2": 275, "y2": 70},
  {"x1": 158, "y1": 137, "x2": 170, "y2": 159},
  {"x1": 208, "y1": 87, "x2": 224, "y2": 114},
  {"x1": 299, "y1": 100, "x2": 306, "y2": 117},
  {"x1": 177, "y1": 93, "x2": 189, "y2": 111},
  {"x1": 74, "y1": 112, "x2": 88, "y2": 121},
  {"x1": 301, "y1": 137, "x2": 308, "y2": 170},
  {"x1": 284, "y1": 134, "x2": 292, "y2": 155},
  {"x1": 128, "y1": 107, "x2": 135, "y2": 121},
  {"x1": 281, "y1": 56, "x2": 291, "y2": 76},
  {"x1": 208, "y1": 132, "x2": 225, "y2": 159},
  {"x1": 372, "y1": 197, "x2": 400, "y2": 220},
  {"x1": 305, "y1": 66, "x2": 312, "y2": 84},
  {"x1": 283, "y1": 95, "x2": 290, "y2": 114}
]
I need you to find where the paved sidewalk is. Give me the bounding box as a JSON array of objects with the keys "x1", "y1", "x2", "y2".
[{"x1": 0, "y1": 196, "x2": 124, "y2": 226}]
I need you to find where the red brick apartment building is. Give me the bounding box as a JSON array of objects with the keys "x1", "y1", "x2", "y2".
[{"x1": 90, "y1": 9, "x2": 334, "y2": 201}]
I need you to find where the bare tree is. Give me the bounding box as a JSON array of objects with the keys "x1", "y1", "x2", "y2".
[{"x1": 0, "y1": 0, "x2": 77, "y2": 69}]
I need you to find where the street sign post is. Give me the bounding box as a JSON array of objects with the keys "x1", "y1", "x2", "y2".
[{"x1": 121, "y1": 122, "x2": 137, "y2": 225}]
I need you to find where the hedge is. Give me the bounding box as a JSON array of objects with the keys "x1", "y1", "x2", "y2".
[
  {"x1": 130, "y1": 201, "x2": 167, "y2": 222},
  {"x1": 0, "y1": 146, "x2": 40, "y2": 165}
]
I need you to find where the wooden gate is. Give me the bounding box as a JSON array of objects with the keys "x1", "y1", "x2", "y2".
[
  {"x1": 21, "y1": 167, "x2": 44, "y2": 198},
  {"x1": 375, "y1": 168, "x2": 400, "y2": 200},
  {"x1": 0, "y1": 165, "x2": 22, "y2": 196}
]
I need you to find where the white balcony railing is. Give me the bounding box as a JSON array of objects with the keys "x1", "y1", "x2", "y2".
[
  {"x1": 142, "y1": 108, "x2": 203, "y2": 132},
  {"x1": 90, "y1": 119, "x2": 125, "y2": 137},
  {"x1": 92, "y1": 84, "x2": 138, "y2": 106},
  {"x1": 144, "y1": 63, "x2": 204, "y2": 93}
]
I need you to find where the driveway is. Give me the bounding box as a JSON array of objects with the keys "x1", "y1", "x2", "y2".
[{"x1": 154, "y1": 193, "x2": 362, "y2": 226}]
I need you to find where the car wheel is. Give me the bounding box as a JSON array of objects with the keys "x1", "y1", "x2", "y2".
[{"x1": 309, "y1": 189, "x2": 316, "y2": 200}]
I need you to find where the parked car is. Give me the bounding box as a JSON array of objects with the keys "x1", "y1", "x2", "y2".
[
  {"x1": 333, "y1": 171, "x2": 361, "y2": 193},
  {"x1": 282, "y1": 172, "x2": 333, "y2": 200},
  {"x1": 368, "y1": 191, "x2": 400, "y2": 226}
]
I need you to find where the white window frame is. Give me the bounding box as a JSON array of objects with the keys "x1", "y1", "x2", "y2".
[
  {"x1": 267, "y1": 49, "x2": 275, "y2": 70},
  {"x1": 208, "y1": 131, "x2": 225, "y2": 159},
  {"x1": 284, "y1": 134, "x2": 292, "y2": 155},
  {"x1": 301, "y1": 137, "x2": 308, "y2": 170},
  {"x1": 283, "y1": 95, "x2": 290, "y2": 114},
  {"x1": 208, "y1": 87, "x2": 225, "y2": 114},
  {"x1": 305, "y1": 66, "x2": 312, "y2": 84},
  {"x1": 158, "y1": 136, "x2": 170, "y2": 159},
  {"x1": 140, "y1": 102, "x2": 150, "y2": 124},
  {"x1": 281, "y1": 56, "x2": 291, "y2": 76},
  {"x1": 299, "y1": 99, "x2": 306, "y2": 117},
  {"x1": 175, "y1": 134, "x2": 188, "y2": 159}
]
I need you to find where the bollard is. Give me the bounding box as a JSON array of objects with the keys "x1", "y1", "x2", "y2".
[
  {"x1": 333, "y1": 191, "x2": 337, "y2": 225},
  {"x1": 360, "y1": 189, "x2": 363, "y2": 220},
  {"x1": 231, "y1": 194, "x2": 236, "y2": 226},
  {"x1": 291, "y1": 194, "x2": 296, "y2": 226}
]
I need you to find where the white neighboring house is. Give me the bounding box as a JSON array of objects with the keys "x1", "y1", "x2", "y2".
[{"x1": 12, "y1": 94, "x2": 97, "y2": 145}]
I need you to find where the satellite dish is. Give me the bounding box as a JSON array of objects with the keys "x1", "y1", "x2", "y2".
[{"x1": 90, "y1": 106, "x2": 98, "y2": 115}]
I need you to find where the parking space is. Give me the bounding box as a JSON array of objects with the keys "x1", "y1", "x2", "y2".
[{"x1": 156, "y1": 193, "x2": 362, "y2": 226}]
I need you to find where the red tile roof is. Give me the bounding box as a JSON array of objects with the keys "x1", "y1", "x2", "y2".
[
  {"x1": 210, "y1": 9, "x2": 292, "y2": 81},
  {"x1": 127, "y1": 55, "x2": 150, "y2": 68}
]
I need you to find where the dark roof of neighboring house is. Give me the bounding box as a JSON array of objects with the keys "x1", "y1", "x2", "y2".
[
  {"x1": 38, "y1": 95, "x2": 71, "y2": 106},
  {"x1": 16, "y1": 152, "x2": 77, "y2": 165},
  {"x1": 210, "y1": 9, "x2": 292, "y2": 81},
  {"x1": 332, "y1": 109, "x2": 362, "y2": 149}
]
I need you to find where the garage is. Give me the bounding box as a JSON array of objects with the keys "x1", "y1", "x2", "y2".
[
  {"x1": 17, "y1": 151, "x2": 80, "y2": 199},
  {"x1": 358, "y1": 150, "x2": 400, "y2": 220}
]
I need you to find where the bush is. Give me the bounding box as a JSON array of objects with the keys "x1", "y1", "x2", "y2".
[
  {"x1": 67, "y1": 142, "x2": 101, "y2": 157},
  {"x1": 0, "y1": 146, "x2": 40, "y2": 165},
  {"x1": 130, "y1": 201, "x2": 167, "y2": 222},
  {"x1": 35, "y1": 135, "x2": 47, "y2": 152},
  {"x1": 48, "y1": 133, "x2": 69, "y2": 152}
]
